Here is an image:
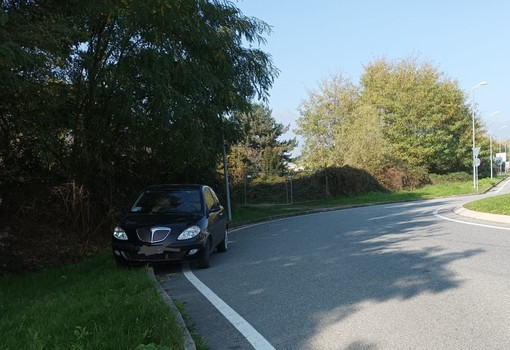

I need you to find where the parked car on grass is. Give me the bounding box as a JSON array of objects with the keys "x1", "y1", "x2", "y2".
[{"x1": 112, "y1": 184, "x2": 228, "y2": 268}]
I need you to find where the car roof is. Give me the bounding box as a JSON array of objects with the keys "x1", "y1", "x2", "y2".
[{"x1": 142, "y1": 184, "x2": 206, "y2": 191}]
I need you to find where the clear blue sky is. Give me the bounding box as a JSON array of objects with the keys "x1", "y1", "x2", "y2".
[{"x1": 235, "y1": 0, "x2": 510, "y2": 153}]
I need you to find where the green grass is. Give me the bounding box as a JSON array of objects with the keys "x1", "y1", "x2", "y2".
[
  {"x1": 464, "y1": 193, "x2": 510, "y2": 215},
  {"x1": 0, "y1": 251, "x2": 184, "y2": 350}
]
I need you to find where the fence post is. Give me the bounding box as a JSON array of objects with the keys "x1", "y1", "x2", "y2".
[
  {"x1": 290, "y1": 174, "x2": 293, "y2": 204},
  {"x1": 325, "y1": 169, "x2": 330, "y2": 198}
]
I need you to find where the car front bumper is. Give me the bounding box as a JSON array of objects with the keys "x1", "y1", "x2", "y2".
[{"x1": 112, "y1": 239, "x2": 206, "y2": 264}]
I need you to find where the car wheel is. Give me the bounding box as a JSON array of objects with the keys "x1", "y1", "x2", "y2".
[
  {"x1": 198, "y1": 238, "x2": 211, "y2": 269},
  {"x1": 217, "y1": 228, "x2": 228, "y2": 253}
]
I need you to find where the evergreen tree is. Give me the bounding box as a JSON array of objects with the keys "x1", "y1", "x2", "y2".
[{"x1": 229, "y1": 103, "x2": 296, "y2": 181}]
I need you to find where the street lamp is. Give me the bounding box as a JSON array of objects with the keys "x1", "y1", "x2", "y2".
[
  {"x1": 500, "y1": 125, "x2": 508, "y2": 174},
  {"x1": 471, "y1": 81, "x2": 488, "y2": 191},
  {"x1": 489, "y1": 111, "x2": 500, "y2": 179},
  {"x1": 499, "y1": 126, "x2": 508, "y2": 153}
]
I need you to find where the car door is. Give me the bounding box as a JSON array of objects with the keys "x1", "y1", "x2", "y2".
[{"x1": 204, "y1": 187, "x2": 226, "y2": 247}]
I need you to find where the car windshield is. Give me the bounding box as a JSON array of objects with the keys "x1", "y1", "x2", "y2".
[{"x1": 130, "y1": 189, "x2": 202, "y2": 214}]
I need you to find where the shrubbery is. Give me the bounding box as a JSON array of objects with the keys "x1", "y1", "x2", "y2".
[
  {"x1": 372, "y1": 164, "x2": 432, "y2": 190},
  {"x1": 232, "y1": 166, "x2": 387, "y2": 204},
  {"x1": 429, "y1": 172, "x2": 471, "y2": 184}
]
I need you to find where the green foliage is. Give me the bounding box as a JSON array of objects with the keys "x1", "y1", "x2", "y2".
[
  {"x1": 318, "y1": 166, "x2": 387, "y2": 196},
  {"x1": 360, "y1": 57, "x2": 472, "y2": 173},
  {"x1": 296, "y1": 74, "x2": 358, "y2": 168},
  {"x1": 1, "y1": 0, "x2": 277, "y2": 187},
  {"x1": 228, "y1": 103, "x2": 296, "y2": 182},
  {"x1": 232, "y1": 166, "x2": 386, "y2": 204},
  {"x1": 372, "y1": 163, "x2": 431, "y2": 190},
  {"x1": 296, "y1": 56, "x2": 476, "y2": 183},
  {"x1": 429, "y1": 171, "x2": 471, "y2": 184},
  {"x1": 340, "y1": 104, "x2": 387, "y2": 170}
]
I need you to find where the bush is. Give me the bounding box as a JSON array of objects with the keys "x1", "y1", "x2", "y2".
[
  {"x1": 231, "y1": 166, "x2": 387, "y2": 204},
  {"x1": 312, "y1": 166, "x2": 387, "y2": 197},
  {"x1": 373, "y1": 164, "x2": 431, "y2": 190},
  {"x1": 0, "y1": 182, "x2": 114, "y2": 275},
  {"x1": 429, "y1": 172, "x2": 471, "y2": 185}
]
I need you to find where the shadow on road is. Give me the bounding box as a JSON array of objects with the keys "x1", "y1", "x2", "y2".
[{"x1": 204, "y1": 199, "x2": 485, "y2": 349}]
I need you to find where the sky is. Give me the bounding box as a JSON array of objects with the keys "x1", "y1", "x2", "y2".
[{"x1": 234, "y1": 0, "x2": 510, "y2": 155}]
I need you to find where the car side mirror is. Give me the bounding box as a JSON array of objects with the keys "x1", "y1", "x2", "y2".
[{"x1": 209, "y1": 204, "x2": 222, "y2": 213}]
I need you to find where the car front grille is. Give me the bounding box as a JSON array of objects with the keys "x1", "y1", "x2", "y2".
[{"x1": 136, "y1": 227, "x2": 171, "y2": 243}]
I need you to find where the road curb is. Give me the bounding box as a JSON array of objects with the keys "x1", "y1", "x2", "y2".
[
  {"x1": 147, "y1": 267, "x2": 197, "y2": 350},
  {"x1": 454, "y1": 206, "x2": 510, "y2": 224}
]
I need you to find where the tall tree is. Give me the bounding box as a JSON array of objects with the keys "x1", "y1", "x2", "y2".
[
  {"x1": 0, "y1": 0, "x2": 82, "y2": 182},
  {"x1": 296, "y1": 74, "x2": 358, "y2": 169},
  {"x1": 341, "y1": 103, "x2": 388, "y2": 171},
  {"x1": 296, "y1": 57, "x2": 474, "y2": 175},
  {"x1": 0, "y1": 0, "x2": 278, "y2": 190},
  {"x1": 229, "y1": 103, "x2": 296, "y2": 181},
  {"x1": 360, "y1": 57, "x2": 472, "y2": 173}
]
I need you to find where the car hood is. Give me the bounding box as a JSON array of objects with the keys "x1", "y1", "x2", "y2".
[{"x1": 119, "y1": 212, "x2": 205, "y2": 233}]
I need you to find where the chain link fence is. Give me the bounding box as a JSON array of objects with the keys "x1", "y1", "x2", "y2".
[{"x1": 229, "y1": 167, "x2": 386, "y2": 205}]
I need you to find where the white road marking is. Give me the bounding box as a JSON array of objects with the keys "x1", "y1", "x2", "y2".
[
  {"x1": 182, "y1": 264, "x2": 276, "y2": 350},
  {"x1": 433, "y1": 207, "x2": 510, "y2": 231}
]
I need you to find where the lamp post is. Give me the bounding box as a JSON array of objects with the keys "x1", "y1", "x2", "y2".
[
  {"x1": 222, "y1": 133, "x2": 232, "y2": 221},
  {"x1": 471, "y1": 81, "x2": 488, "y2": 190},
  {"x1": 500, "y1": 125, "x2": 508, "y2": 174},
  {"x1": 499, "y1": 126, "x2": 508, "y2": 153},
  {"x1": 489, "y1": 111, "x2": 500, "y2": 179}
]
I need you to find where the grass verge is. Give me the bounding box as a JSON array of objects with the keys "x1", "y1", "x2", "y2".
[
  {"x1": 0, "y1": 251, "x2": 184, "y2": 350},
  {"x1": 464, "y1": 193, "x2": 510, "y2": 215}
]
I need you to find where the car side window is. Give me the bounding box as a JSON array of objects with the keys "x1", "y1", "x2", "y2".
[
  {"x1": 210, "y1": 188, "x2": 221, "y2": 206},
  {"x1": 204, "y1": 188, "x2": 215, "y2": 212}
]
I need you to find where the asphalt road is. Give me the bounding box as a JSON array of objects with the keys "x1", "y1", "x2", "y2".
[{"x1": 157, "y1": 180, "x2": 510, "y2": 350}]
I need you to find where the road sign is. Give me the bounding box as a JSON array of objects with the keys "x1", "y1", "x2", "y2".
[
  {"x1": 473, "y1": 147, "x2": 481, "y2": 158},
  {"x1": 475, "y1": 158, "x2": 481, "y2": 167}
]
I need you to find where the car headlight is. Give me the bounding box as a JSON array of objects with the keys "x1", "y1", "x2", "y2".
[
  {"x1": 177, "y1": 226, "x2": 201, "y2": 240},
  {"x1": 113, "y1": 226, "x2": 128, "y2": 240}
]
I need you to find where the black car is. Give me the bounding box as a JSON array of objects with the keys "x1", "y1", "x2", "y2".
[{"x1": 112, "y1": 184, "x2": 228, "y2": 268}]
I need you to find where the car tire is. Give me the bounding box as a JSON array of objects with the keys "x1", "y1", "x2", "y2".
[
  {"x1": 198, "y1": 238, "x2": 211, "y2": 269},
  {"x1": 217, "y1": 228, "x2": 228, "y2": 253}
]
